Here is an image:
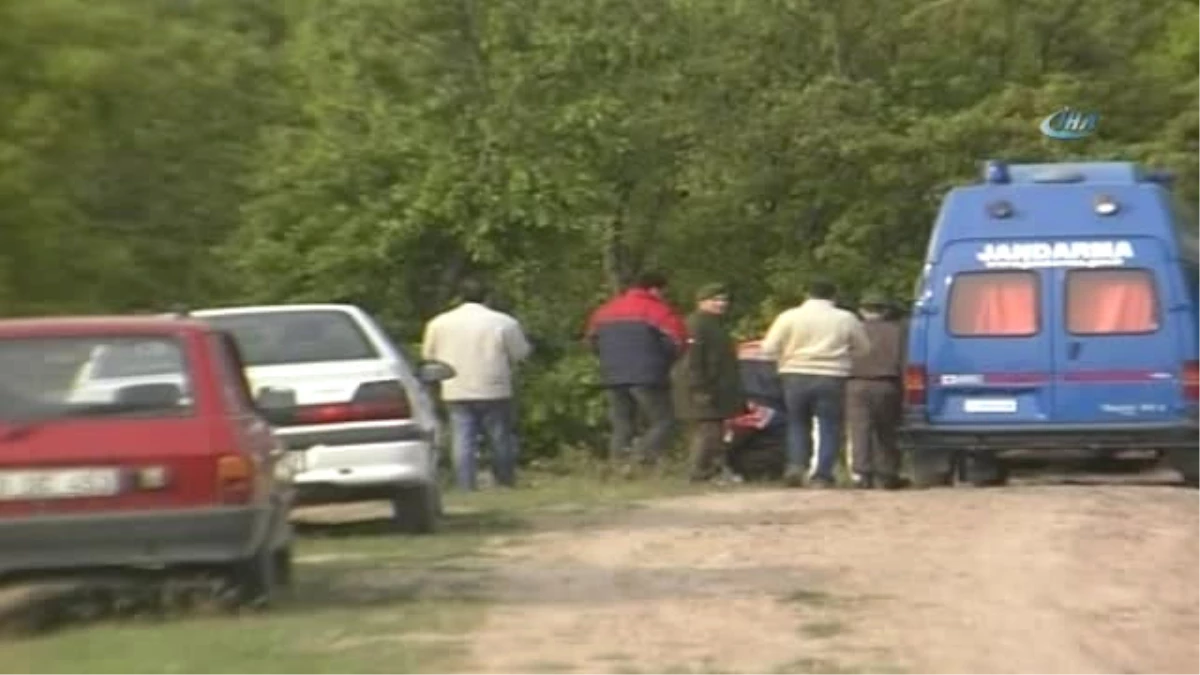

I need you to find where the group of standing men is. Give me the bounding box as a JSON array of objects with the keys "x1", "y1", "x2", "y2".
[{"x1": 421, "y1": 272, "x2": 909, "y2": 491}]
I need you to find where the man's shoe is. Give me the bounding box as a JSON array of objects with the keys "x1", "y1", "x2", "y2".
[
  {"x1": 783, "y1": 466, "x2": 806, "y2": 488},
  {"x1": 717, "y1": 467, "x2": 744, "y2": 485},
  {"x1": 808, "y1": 476, "x2": 837, "y2": 489},
  {"x1": 877, "y1": 475, "x2": 911, "y2": 490}
]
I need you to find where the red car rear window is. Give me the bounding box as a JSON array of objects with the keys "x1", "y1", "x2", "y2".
[{"x1": 0, "y1": 335, "x2": 194, "y2": 422}]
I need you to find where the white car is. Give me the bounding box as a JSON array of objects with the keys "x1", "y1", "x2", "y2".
[{"x1": 189, "y1": 304, "x2": 454, "y2": 533}]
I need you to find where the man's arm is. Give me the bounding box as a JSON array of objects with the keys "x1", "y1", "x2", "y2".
[
  {"x1": 654, "y1": 304, "x2": 689, "y2": 352},
  {"x1": 684, "y1": 315, "x2": 712, "y2": 389},
  {"x1": 420, "y1": 318, "x2": 439, "y2": 361},
  {"x1": 847, "y1": 315, "x2": 871, "y2": 357},
  {"x1": 896, "y1": 319, "x2": 910, "y2": 371},
  {"x1": 504, "y1": 317, "x2": 533, "y2": 363},
  {"x1": 648, "y1": 302, "x2": 689, "y2": 363},
  {"x1": 759, "y1": 311, "x2": 789, "y2": 359}
]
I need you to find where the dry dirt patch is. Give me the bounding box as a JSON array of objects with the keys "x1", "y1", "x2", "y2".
[{"x1": 467, "y1": 478, "x2": 1198, "y2": 674}]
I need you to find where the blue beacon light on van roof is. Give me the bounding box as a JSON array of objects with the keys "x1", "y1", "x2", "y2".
[{"x1": 983, "y1": 160, "x2": 1010, "y2": 184}]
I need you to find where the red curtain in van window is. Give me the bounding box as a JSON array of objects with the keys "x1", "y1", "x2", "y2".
[
  {"x1": 1067, "y1": 270, "x2": 1157, "y2": 334},
  {"x1": 951, "y1": 273, "x2": 1037, "y2": 336}
]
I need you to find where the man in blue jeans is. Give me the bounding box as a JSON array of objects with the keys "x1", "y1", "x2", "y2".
[
  {"x1": 761, "y1": 280, "x2": 870, "y2": 488},
  {"x1": 422, "y1": 278, "x2": 532, "y2": 490}
]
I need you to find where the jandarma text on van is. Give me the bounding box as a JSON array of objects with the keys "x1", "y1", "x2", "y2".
[{"x1": 975, "y1": 239, "x2": 1135, "y2": 267}]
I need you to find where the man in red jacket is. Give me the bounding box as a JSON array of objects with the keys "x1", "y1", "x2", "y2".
[{"x1": 585, "y1": 271, "x2": 689, "y2": 471}]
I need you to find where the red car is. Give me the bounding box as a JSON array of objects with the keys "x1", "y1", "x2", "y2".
[{"x1": 0, "y1": 316, "x2": 294, "y2": 605}]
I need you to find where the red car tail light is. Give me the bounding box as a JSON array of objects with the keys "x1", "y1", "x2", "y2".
[{"x1": 216, "y1": 454, "x2": 254, "y2": 504}]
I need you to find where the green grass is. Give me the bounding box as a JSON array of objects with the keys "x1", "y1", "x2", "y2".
[{"x1": 0, "y1": 467, "x2": 708, "y2": 674}]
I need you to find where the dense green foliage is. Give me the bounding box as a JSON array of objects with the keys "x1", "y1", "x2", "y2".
[{"x1": 2, "y1": 0, "x2": 1196, "y2": 456}]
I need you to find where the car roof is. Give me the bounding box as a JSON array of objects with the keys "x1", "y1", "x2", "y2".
[
  {"x1": 927, "y1": 161, "x2": 1188, "y2": 264},
  {"x1": 189, "y1": 303, "x2": 362, "y2": 318},
  {"x1": 0, "y1": 315, "x2": 212, "y2": 338}
]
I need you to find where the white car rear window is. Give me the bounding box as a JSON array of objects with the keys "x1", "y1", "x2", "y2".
[
  {"x1": 204, "y1": 310, "x2": 379, "y2": 366},
  {"x1": 93, "y1": 341, "x2": 185, "y2": 379}
]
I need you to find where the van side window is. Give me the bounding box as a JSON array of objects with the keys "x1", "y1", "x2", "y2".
[
  {"x1": 1066, "y1": 268, "x2": 1160, "y2": 335},
  {"x1": 947, "y1": 271, "x2": 1039, "y2": 337}
]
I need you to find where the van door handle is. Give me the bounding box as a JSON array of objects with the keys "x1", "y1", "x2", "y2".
[{"x1": 1067, "y1": 341, "x2": 1083, "y2": 360}]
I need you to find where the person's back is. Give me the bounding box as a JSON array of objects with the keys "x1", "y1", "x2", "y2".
[
  {"x1": 426, "y1": 303, "x2": 528, "y2": 402},
  {"x1": 764, "y1": 298, "x2": 869, "y2": 378},
  {"x1": 851, "y1": 314, "x2": 906, "y2": 380},
  {"x1": 587, "y1": 284, "x2": 687, "y2": 387}
]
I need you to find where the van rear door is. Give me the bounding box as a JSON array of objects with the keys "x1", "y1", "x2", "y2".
[
  {"x1": 925, "y1": 241, "x2": 1055, "y2": 425},
  {"x1": 1052, "y1": 237, "x2": 1183, "y2": 423}
]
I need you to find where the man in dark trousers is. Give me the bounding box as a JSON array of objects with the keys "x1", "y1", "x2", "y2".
[
  {"x1": 585, "y1": 271, "x2": 689, "y2": 472},
  {"x1": 847, "y1": 291, "x2": 908, "y2": 489},
  {"x1": 674, "y1": 283, "x2": 746, "y2": 483}
]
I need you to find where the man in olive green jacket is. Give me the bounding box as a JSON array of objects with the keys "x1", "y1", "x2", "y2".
[{"x1": 674, "y1": 283, "x2": 746, "y2": 483}]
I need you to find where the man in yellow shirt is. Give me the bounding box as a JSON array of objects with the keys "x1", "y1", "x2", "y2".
[{"x1": 761, "y1": 279, "x2": 870, "y2": 488}]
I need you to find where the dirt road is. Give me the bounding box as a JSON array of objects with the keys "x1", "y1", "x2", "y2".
[{"x1": 467, "y1": 475, "x2": 1198, "y2": 674}]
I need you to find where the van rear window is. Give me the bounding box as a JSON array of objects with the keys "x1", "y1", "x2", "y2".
[
  {"x1": 948, "y1": 271, "x2": 1039, "y2": 337},
  {"x1": 1066, "y1": 268, "x2": 1160, "y2": 335}
]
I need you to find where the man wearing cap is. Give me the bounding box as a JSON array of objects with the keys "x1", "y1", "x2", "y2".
[
  {"x1": 846, "y1": 291, "x2": 908, "y2": 489},
  {"x1": 674, "y1": 283, "x2": 746, "y2": 483}
]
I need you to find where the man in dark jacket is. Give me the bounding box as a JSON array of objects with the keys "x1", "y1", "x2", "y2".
[
  {"x1": 847, "y1": 291, "x2": 909, "y2": 489},
  {"x1": 674, "y1": 283, "x2": 746, "y2": 483},
  {"x1": 585, "y1": 271, "x2": 689, "y2": 469}
]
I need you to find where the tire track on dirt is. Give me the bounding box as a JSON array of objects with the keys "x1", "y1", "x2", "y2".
[{"x1": 466, "y1": 480, "x2": 1198, "y2": 674}]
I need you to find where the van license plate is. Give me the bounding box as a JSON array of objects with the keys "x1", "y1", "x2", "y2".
[
  {"x1": 963, "y1": 399, "x2": 1018, "y2": 414},
  {"x1": 0, "y1": 468, "x2": 122, "y2": 501}
]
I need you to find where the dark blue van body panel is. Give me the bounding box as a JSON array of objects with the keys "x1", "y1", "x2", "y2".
[{"x1": 902, "y1": 161, "x2": 1199, "y2": 461}]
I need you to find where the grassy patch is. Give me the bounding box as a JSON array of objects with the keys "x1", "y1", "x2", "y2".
[
  {"x1": 779, "y1": 588, "x2": 835, "y2": 606},
  {"x1": 799, "y1": 619, "x2": 845, "y2": 639},
  {"x1": 772, "y1": 656, "x2": 907, "y2": 674},
  {"x1": 614, "y1": 662, "x2": 734, "y2": 672},
  {"x1": 0, "y1": 468, "x2": 702, "y2": 674}
]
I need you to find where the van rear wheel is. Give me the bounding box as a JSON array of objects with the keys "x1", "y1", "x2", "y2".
[
  {"x1": 962, "y1": 452, "x2": 1009, "y2": 487},
  {"x1": 910, "y1": 450, "x2": 955, "y2": 488},
  {"x1": 1165, "y1": 449, "x2": 1198, "y2": 488}
]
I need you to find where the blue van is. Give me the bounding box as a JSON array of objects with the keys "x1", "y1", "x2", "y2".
[{"x1": 901, "y1": 160, "x2": 1199, "y2": 487}]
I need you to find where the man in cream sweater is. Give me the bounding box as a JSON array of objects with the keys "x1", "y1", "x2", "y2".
[
  {"x1": 422, "y1": 278, "x2": 532, "y2": 491},
  {"x1": 760, "y1": 279, "x2": 870, "y2": 488}
]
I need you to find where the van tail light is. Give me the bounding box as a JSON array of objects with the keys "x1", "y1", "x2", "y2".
[
  {"x1": 1184, "y1": 361, "x2": 1199, "y2": 402},
  {"x1": 216, "y1": 454, "x2": 254, "y2": 504},
  {"x1": 292, "y1": 380, "x2": 411, "y2": 425},
  {"x1": 904, "y1": 364, "x2": 927, "y2": 407}
]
